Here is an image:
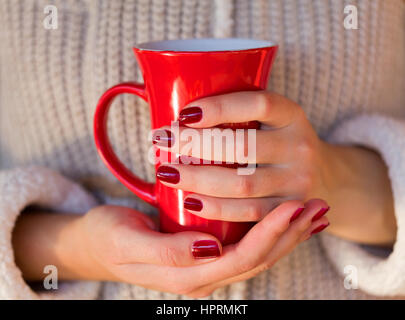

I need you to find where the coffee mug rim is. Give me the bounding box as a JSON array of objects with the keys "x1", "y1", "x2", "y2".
[{"x1": 134, "y1": 38, "x2": 278, "y2": 53}]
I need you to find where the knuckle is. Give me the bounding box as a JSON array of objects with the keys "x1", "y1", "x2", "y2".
[
  {"x1": 211, "y1": 97, "x2": 224, "y2": 119},
  {"x1": 297, "y1": 170, "x2": 316, "y2": 193},
  {"x1": 217, "y1": 203, "x2": 227, "y2": 220},
  {"x1": 159, "y1": 245, "x2": 181, "y2": 267},
  {"x1": 255, "y1": 92, "x2": 271, "y2": 119},
  {"x1": 246, "y1": 204, "x2": 263, "y2": 221},
  {"x1": 297, "y1": 137, "x2": 316, "y2": 162},
  {"x1": 235, "y1": 176, "x2": 254, "y2": 197}
]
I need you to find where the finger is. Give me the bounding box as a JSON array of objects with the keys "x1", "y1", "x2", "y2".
[
  {"x1": 299, "y1": 217, "x2": 330, "y2": 241},
  {"x1": 188, "y1": 199, "x2": 330, "y2": 297},
  {"x1": 115, "y1": 201, "x2": 307, "y2": 296},
  {"x1": 156, "y1": 164, "x2": 290, "y2": 198},
  {"x1": 237, "y1": 199, "x2": 329, "y2": 268},
  {"x1": 178, "y1": 91, "x2": 302, "y2": 128},
  {"x1": 152, "y1": 125, "x2": 290, "y2": 164},
  {"x1": 183, "y1": 194, "x2": 286, "y2": 221},
  {"x1": 116, "y1": 223, "x2": 222, "y2": 267},
  {"x1": 117, "y1": 212, "x2": 326, "y2": 298},
  {"x1": 242, "y1": 199, "x2": 330, "y2": 274},
  {"x1": 266, "y1": 199, "x2": 330, "y2": 256},
  {"x1": 182, "y1": 201, "x2": 305, "y2": 285}
]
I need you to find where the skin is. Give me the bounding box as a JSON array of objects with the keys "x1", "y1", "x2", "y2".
[
  {"x1": 12, "y1": 91, "x2": 396, "y2": 298},
  {"x1": 156, "y1": 91, "x2": 396, "y2": 246}
]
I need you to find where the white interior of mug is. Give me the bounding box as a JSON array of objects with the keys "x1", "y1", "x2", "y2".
[{"x1": 136, "y1": 38, "x2": 276, "y2": 52}]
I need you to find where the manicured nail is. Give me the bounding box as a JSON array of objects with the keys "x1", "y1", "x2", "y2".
[
  {"x1": 310, "y1": 223, "x2": 330, "y2": 235},
  {"x1": 179, "y1": 106, "x2": 202, "y2": 125},
  {"x1": 192, "y1": 240, "x2": 220, "y2": 259},
  {"x1": 312, "y1": 206, "x2": 330, "y2": 222},
  {"x1": 289, "y1": 207, "x2": 305, "y2": 223},
  {"x1": 184, "y1": 197, "x2": 203, "y2": 212},
  {"x1": 152, "y1": 129, "x2": 174, "y2": 147},
  {"x1": 156, "y1": 166, "x2": 180, "y2": 184}
]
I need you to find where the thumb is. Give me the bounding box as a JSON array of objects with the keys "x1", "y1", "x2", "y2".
[{"x1": 121, "y1": 222, "x2": 223, "y2": 267}]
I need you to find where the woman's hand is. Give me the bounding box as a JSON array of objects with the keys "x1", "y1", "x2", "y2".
[
  {"x1": 13, "y1": 200, "x2": 329, "y2": 298},
  {"x1": 152, "y1": 91, "x2": 396, "y2": 246},
  {"x1": 78, "y1": 200, "x2": 329, "y2": 297}
]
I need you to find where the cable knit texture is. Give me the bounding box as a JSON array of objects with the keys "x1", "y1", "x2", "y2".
[
  {"x1": 323, "y1": 115, "x2": 405, "y2": 297},
  {"x1": 0, "y1": 167, "x2": 100, "y2": 299},
  {"x1": 0, "y1": 0, "x2": 404, "y2": 299}
]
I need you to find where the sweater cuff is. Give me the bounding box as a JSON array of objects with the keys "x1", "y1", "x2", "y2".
[
  {"x1": 320, "y1": 114, "x2": 405, "y2": 297},
  {"x1": 0, "y1": 166, "x2": 101, "y2": 299}
]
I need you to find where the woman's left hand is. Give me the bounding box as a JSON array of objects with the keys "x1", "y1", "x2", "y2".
[{"x1": 153, "y1": 91, "x2": 397, "y2": 246}]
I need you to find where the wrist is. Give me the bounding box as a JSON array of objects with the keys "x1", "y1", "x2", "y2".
[
  {"x1": 319, "y1": 142, "x2": 396, "y2": 245},
  {"x1": 55, "y1": 215, "x2": 92, "y2": 279},
  {"x1": 34, "y1": 213, "x2": 99, "y2": 281},
  {"x1": 13, "y1": 212, "x2": 95, "y2": 281},
  {"x1": 61, "y1": 214, "x2": 115, "y2": 281}
]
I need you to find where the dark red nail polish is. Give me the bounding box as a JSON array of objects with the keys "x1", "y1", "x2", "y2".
[
  {"x1": 192, "y1": 240, "x2": 220, "y2": 259},
  {"x1": 156, "y1": 166, "x2": 180, "y2": 184},
  {"x1": 289, "y1": 207, "x2": 305, "y2": 223},
  {"x1": 179, "y1": 106, "x2": 202, "y2": 125},
  {"x1": 311, "y1": 206, "x2": 330, "y2": 222},
  {"x1": 152, "y1": 129, "x2": 174, "y2": 147},
  {"x1": 184, "y1": 197, "x2": 203, "y2": 212},
  {"x1": 310, "y1": 223, "x2": 330, "y2": 235}
]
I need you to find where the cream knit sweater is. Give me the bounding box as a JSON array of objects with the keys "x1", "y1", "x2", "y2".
[{"x1": 0, "y1": 0, "x2": 404, "y2": 300}]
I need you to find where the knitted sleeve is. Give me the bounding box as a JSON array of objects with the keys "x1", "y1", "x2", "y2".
[
  {"x1": 320, "y1": 113, "x2": 405, "y2": 297},
  {"x1": 0, "y1": 166, "x2": 101, "y2": 299}
]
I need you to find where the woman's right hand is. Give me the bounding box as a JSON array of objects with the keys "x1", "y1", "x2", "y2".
[{"x1": 77, "y1": 199, "x2": 329, "y2": 298}]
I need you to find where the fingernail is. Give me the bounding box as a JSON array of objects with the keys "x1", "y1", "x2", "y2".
[
  {"x1": 156, "y1": 166, "x2": 180, "y2": 184},
  {"x1": 311, "y1": 206, "x2": 330, "y2": 222},
  {"x1": 184, "y1": 197, "x2": 203, "y2": 212},
  {"x1": 310, "y1": 223, "x2": 330, "y2": 235},
  {"x1": 192, "y1": 240, "x2": 220, "y2": 259},
  {"x1": 289, "y1": 207, "x2": 305, "y2": 223},
  {"x1": 152, "y1": 129, "x2": 174, "y2": 147},
  {"x1": 179, "y1": 106, "x2": 202, "y2": 125}
]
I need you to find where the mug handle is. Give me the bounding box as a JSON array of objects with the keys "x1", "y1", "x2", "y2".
[{"x1": 94, "y1": 82, "x2": 157, "y2": 207}]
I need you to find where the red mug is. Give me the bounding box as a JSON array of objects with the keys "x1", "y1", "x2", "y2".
[{"x1": 94, "y1": 38, "x2": 278, "y2": 245}]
